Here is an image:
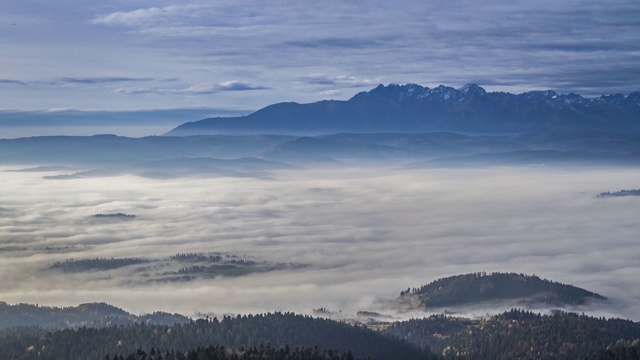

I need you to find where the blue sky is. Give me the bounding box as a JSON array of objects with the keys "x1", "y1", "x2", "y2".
[{"x1": 1, "y1": 0, "x2": 639, "y2": 111}]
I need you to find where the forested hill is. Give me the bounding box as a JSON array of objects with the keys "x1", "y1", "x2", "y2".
[
  {"x1": 400, "y1": 272, "x2": 607, "y2": 308},
  {"x1": 588, "y1": 342, "x2": 640, "y2": 360},
  {"x1": 0, "y1": 313, "x2": 437, "y2": 360},
  {"x1": 115, "y1": 345, "x2": 367, "y2": 360},
  {"x1": 384, "y1": 309, "x2": 640, "y2": 360},
  {"x1": 0, "y1": 301, "x2": 191, "y2": 329}
]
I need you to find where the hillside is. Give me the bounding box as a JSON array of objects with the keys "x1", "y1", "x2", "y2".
[
  {"x1": 117, "y1": 344, "x2": 372, "y2": 360},
  {"x1": 399, "y1": 272, "x2": 607, "y2": 309},
  {"x1": 0, "y1": 312, "x2": 437, "y2": 360},
  {"x1": 166, "y1": 84, "x2": 640, "y2": 136},
  {"x1": 0, "y1": 301, "x2": 190, "y2": 329},
  {"x1": 384, "y1": 309, "x2": 640, "y2": 360},
  {"x1": 2, "y1": 304, "x2": 639, "y2": 359}
]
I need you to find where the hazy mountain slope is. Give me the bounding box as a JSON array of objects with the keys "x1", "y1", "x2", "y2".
[
  {"x1": 410, "y1": 150, "x2": 635, "y2": 167},
  {"x1": 0, "y1": 134, "x2": 295, "y2": 164},
  {"x1": 515, "y1": 131, "x2": 640, "y2": 153},
  {"x1": 260, "y1": 136, "x2": 412, "y2": 165},
  {"x1": 319, "y1": 132, "x2": 528, "y2": 158},
  {"x1": 0, "y1": 135, "x2": 297, "y2": 178},
  {"x1": 2, "y1": 131, "x2": 640, "y2": 172},
  {"x1": 166, "y1": 84, "x2": 640, "y2": 136}
]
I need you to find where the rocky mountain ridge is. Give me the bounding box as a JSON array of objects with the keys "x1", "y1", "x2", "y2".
[{"x1": 167, "y1": 83, "x2": 640, "y2": 135}]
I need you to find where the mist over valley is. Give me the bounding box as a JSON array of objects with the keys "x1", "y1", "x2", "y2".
[
  {"x1": 1, "y1": 164, "x2": 638, "y2": 322},
  {"x1": 3, "y1": 0, "x2": 640, "y2": 356},
  {"x1": 2, "y1": 82, "x2": 640, "y2": 327},
  {"x1": 2, "y1": 75, "x2": 640, "y2": 359}
]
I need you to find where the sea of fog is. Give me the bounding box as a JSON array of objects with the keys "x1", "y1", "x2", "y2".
[{"x1": 1, "y1": 166, "x2": 639, "y2": 320}]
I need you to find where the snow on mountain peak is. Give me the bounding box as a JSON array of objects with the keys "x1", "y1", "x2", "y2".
[{"x1": 459, "y1": 83, "x2": 487, "y2": 95}]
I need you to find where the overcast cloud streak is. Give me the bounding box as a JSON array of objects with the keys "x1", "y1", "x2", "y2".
[
  {"x1": 0, "y1": 0, "x2": 638, "y2": 110},
  {"x1": 115, "y1": 81, "x2": 268, "y2": 95},
  {"x1": 52, "y1": 77, "x2": 156, "y2": 85},
  {"x1": 0, "y1": 79, "x2": 27, "y2": 86}
]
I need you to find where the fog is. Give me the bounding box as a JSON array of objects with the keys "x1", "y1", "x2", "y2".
[
  {"x1": 1, "y1": 166, "x2": 639, "y2": 321},
  {"x1": 0, "y1": 125, "x2": 174, "y2": 138}
]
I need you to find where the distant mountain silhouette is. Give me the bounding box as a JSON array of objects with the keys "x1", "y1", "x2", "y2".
[
  {"x1": 167, "y1": 84, "x2": 640, "y2": 135},
  {"x1": 3, "y1": 131, "x2": 640, "y2": 171}
]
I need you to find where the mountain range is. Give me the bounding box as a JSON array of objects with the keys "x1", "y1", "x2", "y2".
[
  {"x1": 167, "y1": 84, "x2": 640, "y2": 136},
  {"x1": 2, "y1": 83, "x2": 640, "y2": 173}
]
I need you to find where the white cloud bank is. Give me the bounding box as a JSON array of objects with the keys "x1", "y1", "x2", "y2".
[{"x1": 0, "y1": 166, "x2": 639, "y2": 320}]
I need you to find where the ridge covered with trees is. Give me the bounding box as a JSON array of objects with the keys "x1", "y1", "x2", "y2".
[
  {"x1": 384, "y1": 309, "x2": 640, "y2": 360},
  {"x1": 598, "y1": 189, "x2": 640, "y2": 198},
  {"x1": 3, "y1": 308, "x2": 640, "y2": 360},
  {"x1": 111, "y1": 345, "x2": 364, "y2": 360},
  {"x1": 1, "y1": 272, "x2": 636, "y2": 359},
  {"x1": 44, "y1": 252, "x2": 307, "y2": 284},
  {"x1": 399, "y1": 272, "x2": 607, "y2": 308},
  {"x1": 0, "y1": 301, "x2": 190, "y2": 329},
  {"x1": 94, "y1": 213, "x2": 136, "y2": 218},
  {"x1": 48, "y1": 257, "x2": 149, "y2": 272},
  {"x1": 0, "y1": 313, "x2": 436, "y2": 360}
]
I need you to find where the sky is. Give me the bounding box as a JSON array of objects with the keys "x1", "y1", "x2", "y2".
[
  {"x1": 1, "y1": 0, "x2": 640, "y2": 113},
  {"x1": 1, "y1": 0, "x2": 640, "y2": 327},
  {"x1": 1, "y1": 166, "x2": 639, "y2": 320}
]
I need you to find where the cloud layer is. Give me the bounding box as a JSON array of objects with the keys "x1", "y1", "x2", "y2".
[
  {"x1": 1, "y1": 166, "x2": 639, "y2": 320},
  {"x1": 0, "y1": 1, "x2": 639, "y2": 110}
]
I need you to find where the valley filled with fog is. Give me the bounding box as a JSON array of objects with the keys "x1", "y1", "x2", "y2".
[{"x1": 1, "y1": 165, "x2": 638, "y2": 320}]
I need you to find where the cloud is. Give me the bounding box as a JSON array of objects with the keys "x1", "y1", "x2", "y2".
[
  {"x1": 320, "y1": 90, "x2": 343, "y2": 97},
  {"x1": 53, "y1": 77, "x2": 155, "y2": 86},
  {"x1": 44, "y1": 107, "x2": 76, "y2": 113},
  {"x1": 296, "y1": 74, "x2": 381, "y2": 98},
  {"x1": 116, "y1": 81, "x2": 268, "y2": 96},
  {"x1": 2, "y1": 1, "x2": 640, "y2": 119},
  {"x1": 217, "y1": 80, "x2": 268, "y2": 91},
  {"x1": 91, "y1": 5, "x2": 207, "y2": 28},
  {"x1": 298, "y1": 74, "x2": 379, "y2": 88},
  {"x1": 84, "y1": 1, "x2": 640, "y2": 100},
  {"x1": 0, "y1": 79, "x2": 27, "y2": 86},
  {"x1": 1, "y1": 166, "x2": 639, "y2": 320},
  {"x1": 286, "y1": 38, "x2": 386, "y2": 50}
]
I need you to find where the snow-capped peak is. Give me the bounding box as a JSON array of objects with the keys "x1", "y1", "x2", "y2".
[{"x1": 459, "y1": 83, "x2": 487, "y2": 95}]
